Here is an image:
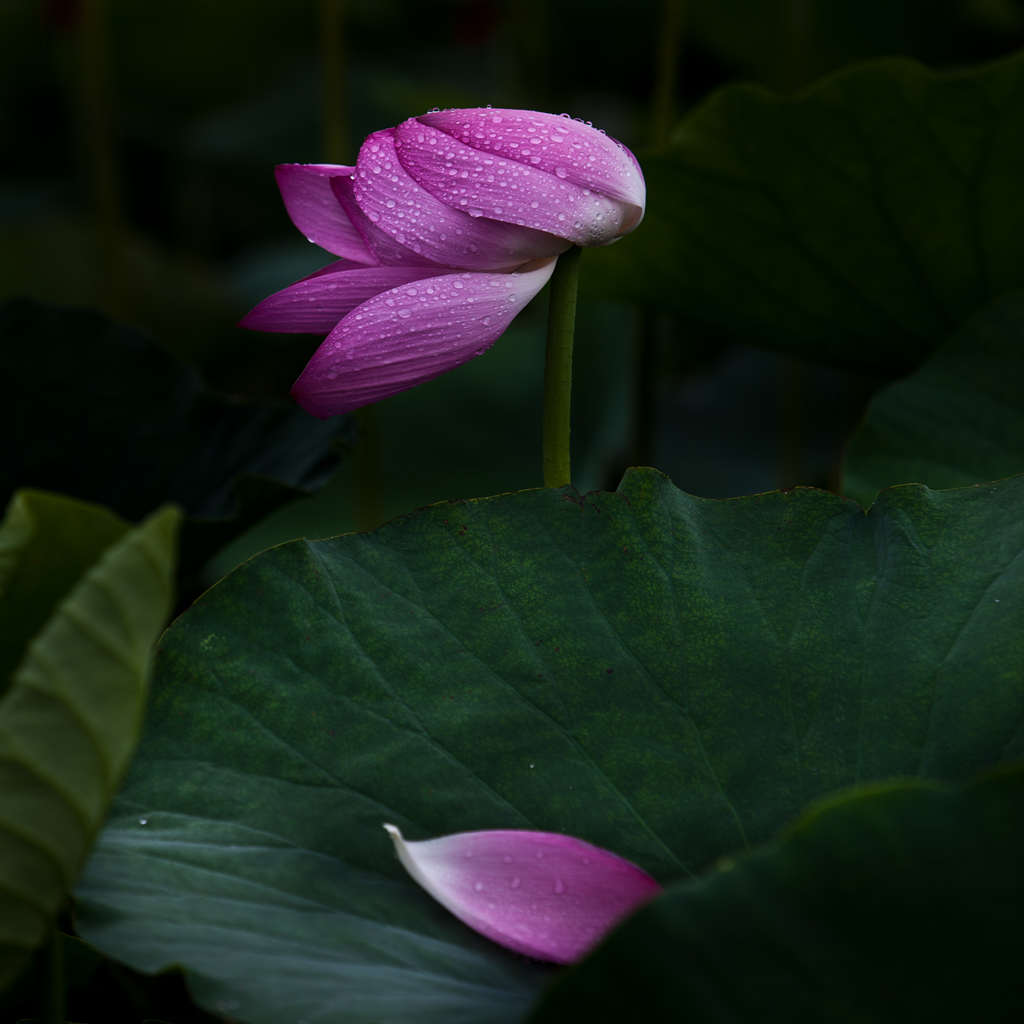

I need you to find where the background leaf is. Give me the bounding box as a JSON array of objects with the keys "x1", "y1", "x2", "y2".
[
  {"x1": 76, "y1": 469, "x2": 1024, "y2": 1023},
  {"x1": 0, "y1": 300, "x2": 349, "y2": 522},
  {"x1": 0, "y1": 493, "x2": 179, "y2": 987},
  {"x1": 595, "y1": 51, "x2": 1024, "y2": 371},
  {"x1": 843, "y1": 291, "x2": 1024, "y2": 506},
  {"x1": 530, "y1": 766, "x2": 1024, "y2": 1022},
  {"x1": 0, "y1": 492, "x2": 127, "y2": 699}
]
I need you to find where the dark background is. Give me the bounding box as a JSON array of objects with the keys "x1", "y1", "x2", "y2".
[
  {"x1": 3, "y1": 0, "x2": 1024, "y2": 557},
  {"x1": 3, "y1": 2, "x2": 1024, "y2": 1020}
]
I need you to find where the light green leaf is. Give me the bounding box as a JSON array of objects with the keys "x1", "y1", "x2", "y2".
[
  {"x1": 530, "y1": 765, "x2": 1024, "y2": 1022},
  {"x1": 76, "y1": 469, "x2": 1024, "y2": 1022},
  {"x1": 843, "y1": 291, "x2": 1024, "y2": 506},
  {"x1": 597, "y1": 51, "x2": 1024, "y2": 371},
  {"x1": 0, "y1": 492, "x2": 127, "y2": 699},
  {"x1": 0, "y1": 493, "x2": 179, "y2": 988}
]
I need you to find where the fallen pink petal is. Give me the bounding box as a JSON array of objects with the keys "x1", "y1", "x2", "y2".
[
  {"x1": 241, "y1": 107, "x2": 646, "y2": 417},
  {"x1": 383, "y1": 823, "x2": 661, "y2": 964}
]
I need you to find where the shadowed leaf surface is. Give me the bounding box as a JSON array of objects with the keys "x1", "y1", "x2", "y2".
[
  {"x1": 843, "y1": 291, "x2": 1024, "y2": 505},
  {"x1": 75, "y1": 469, "x2": 1024, "y2": 1022},
  {"x1": 530, "y1": 766, "x2": 1024, "y2": 1022},
  {"x1": 596, "y1": 51, "x2": 1024, "y2": 371}
]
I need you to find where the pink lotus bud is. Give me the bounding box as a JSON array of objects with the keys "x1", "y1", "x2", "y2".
[
  {"x1": 383, "y1": 823, "x2": 661, "y2": 964},
  {"x1": 240, "y1": 109, "x2": 646, "y2": 416}
]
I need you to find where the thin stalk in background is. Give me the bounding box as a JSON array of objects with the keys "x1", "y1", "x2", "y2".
[
  {"x1": 630, "y1": 0, "x2": 684, "y2": 471},
  {"x1": 320, "y1": 0, "x2": 381, "y2": 530},
  {"x1": 320, "y1": 0, "x2": 349, "y2": 166},
  {"x1": 78, "y1": 0, "x2": 125, "y2": 318},
  {"x1": 41, "y1": 927, "x2": 65, "y2": 1024},
  {"x1": 543, "y1": 246, "x2": 582, "y2": 488},
  {"x1": 651, "y1": 0, "x2": 685, "y2": 147},
  {"x1": 778, "y1": 0, "x2": 813, "y2": 488}
]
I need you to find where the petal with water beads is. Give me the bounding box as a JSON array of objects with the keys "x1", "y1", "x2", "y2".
[
  {"x1": 290, "y1": 258, "x2": 557, "y2": 417},
  {"x1": 274, "y1": 164, "x2": 378, "y2": 264},
  {"x1": 384, "y1": 824, "x2": 661, "y2": 964}
]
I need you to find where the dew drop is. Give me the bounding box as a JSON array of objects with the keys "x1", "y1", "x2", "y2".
[
  {"x1": 510, "y1": 876, "x2": 521, "y2": 889},
  {"x1": 554, "y1": 878, "x2": 566, "y2": 895},
  {"x1": 554, "y1": 166, "x2": 568, "y2": 178},
  {"x1": 138, "y1": 818, "x2": 148, "y2": 826},
  {"x1": 474, "y1": 881, "x2": 485, "y2": 892}
]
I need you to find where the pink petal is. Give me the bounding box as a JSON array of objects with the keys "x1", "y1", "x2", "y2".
[
  {"x1": 351, "y1": 130, "x2": 569, "y2": 270},
  {"x1": 331, "y1": 173, "x2": 445, "y2": 268},
  {"x1": 239, "y1": 260, "x2": 451, "y2": 333},
  {"x1": 418, "y1": 108, "x2": 646, "y2": 212},
  {"x1": 383, "y1": 824, "x2": 661, "y2": 964},
  {"x1": 274, "y1": 164, "x2": 378, "y2": 264},
  {"x1": 291, "y1": 258, "x2": 557, "y2": 417},
  {"x1": 393, "y1": 119, "x2": 643, "y2": 247}
]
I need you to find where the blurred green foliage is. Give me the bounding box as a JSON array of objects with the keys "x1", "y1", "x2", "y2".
[{"x1": 4, "y1": 0, "x2": 1023, "y2": 547}]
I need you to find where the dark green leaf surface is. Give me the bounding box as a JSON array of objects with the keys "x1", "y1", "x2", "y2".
[
  {"x1": 530, "y1": 766, "x2": 1024, "y2": 1022},
  {"x1": 75, "y1": 469, "x2": 1024, "y2": 1022},
  {"x1": 0, "y1": 301, "x2": 348, "y2": 522},
  {"x1": 843, "y1": 291, "x2": 1024, "y2": 506},
  {"x1": 0, "y1": 494, "x2": 179, "y2": 987},
  {"x1": 597, "y1": 51, "x2": 1024, "y2": 371}
]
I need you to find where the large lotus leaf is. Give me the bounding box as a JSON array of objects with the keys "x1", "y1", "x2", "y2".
[
  {"x1": 0, "y1": 492, "x2": 179, "y2": 988},
  {"x1": 843, "y1": 291, "x2": 1024, "y2": 506},
  {"x1": 75, "y1": 469, "x2": 1024, "y2": 1023},
  {"x1": 596, "y1": 51, "x2": 1024, "y2": 372},
  {"x1": 531, "y1": 765, "x2": 1024, "y2": 1022},
  {"x1": 0, "y1": 300, "x2": 347, "y2": 521}
]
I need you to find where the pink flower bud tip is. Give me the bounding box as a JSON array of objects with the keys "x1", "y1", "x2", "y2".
[{"x1": 383, "y1": 823, "x2": 661, "y2": 964}]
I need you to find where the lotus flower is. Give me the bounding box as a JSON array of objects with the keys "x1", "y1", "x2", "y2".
[
  {"x1": 241, "y1": 109, "x2": 646, "y2": 417},
  {"x1": 383, "y1": 823, "x2": 660, "y2": 963}
]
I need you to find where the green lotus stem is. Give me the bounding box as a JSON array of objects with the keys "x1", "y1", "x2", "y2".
[{"x1": 542, "y1": 246, "x2": 581, "y2": 488}]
